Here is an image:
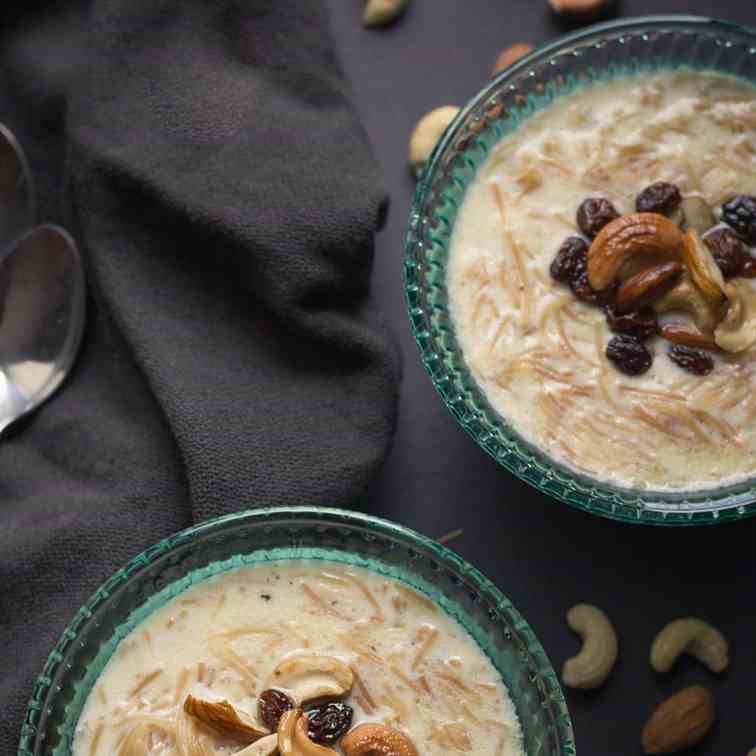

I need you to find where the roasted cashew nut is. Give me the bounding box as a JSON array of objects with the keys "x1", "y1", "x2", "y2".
[
  {"x1": 408, "y1": 106, "x2": 460, "y2": 179},
  {"x1": 650, "y1": 618, "x2": 729, "y2": 674},
  {"x1": 715, "y1": 279, "x2": 756, "y2": 353},
  {"x1": 268, "y1": 655, "x2": 353, "y2": 706},
  {"x1": 235, "y1": 734, "x2": 279, "y2": 756},
  {"x1": 562, "y1": 604, "x2": 618, "y2": 690},
  {"x1": 278, "y1": 709, "x2": 338, "y2": 756},
  {"x1": 654, "y1": 275, "x2": 722, "y2": 335},
  {"x1": 363, "y1": 0, "x2": 408, "y2": 28},
  {"x1": 341, "y1": 723, "x2": 419, "y2": 756}
]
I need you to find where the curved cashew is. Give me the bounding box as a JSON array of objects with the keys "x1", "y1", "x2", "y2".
[
  {"x1": 268, "y1": 655, "x2": 353, "y2": 705},
  {"x1": 235, "y1": 734, "x2": 279, "y2": 756},
  {"x1": 682, "y1": 229, "x2": 726, "y2": 305},
  {"x1": 408, "y1": 106, "x2": 460, "y2": 178},
  {"x1": 562, "y1": 604, "x2": 618, "y2": 690},
  {"x1": 715, "y1": 279, "x2": 756, "y2": 353},
  {"x1": 654, "y1": 275, "x2": 723, "y2": 335},
  {"x1": 363, "y1": 0, "x2": 408, "y2": 28},
  {"x1": 278, "y1": 710, "x2": 337, "y2": 756},
  {"x1": 341, "y1": 723, "x2": 419, "y2": 756},
  {"x1": 587, "y1": 213, "x2": 683, "y2": 290},
  {"x1": 650, "y1": 618, "x2": 728, "y2": 674}
]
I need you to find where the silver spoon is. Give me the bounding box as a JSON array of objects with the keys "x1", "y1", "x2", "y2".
[
  {"x1": 0, "y1": 122, "x2": 36, "y2": 246},
  {"x1": 0, "y1": 224, "x2": 86, "y2": 436}
]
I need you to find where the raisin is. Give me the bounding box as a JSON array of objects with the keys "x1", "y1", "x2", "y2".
[
  {"x1": 742, "y1": 257, "x2": 756, "y2": 278},
  {"x1": 703, "y1": 226, "x2": 748, "y2": 278},
  {"x1": 258, "y1": 689, "x2": 294, "y2": 732},
  {"x1": 605, "y1": 305, "x2": 658, "y2": 340},
  {"x1": 306, "y1": 703, "x2": 353, "y2": 744},
  {"x1": 550, "y1": 236, "x2": 588, "y2": 283},
  {"x1": 570, "y1": 269, "x2": 616, "y2": 306},
  {"x1": 606, "y1": 335, "x2": 652, "y2": 376},
  {"x1": 576, "y1": 197, "x2": 620, "y2": 239},
  {"x1": 635, "y1": 182, "x2": 682, "y2": 217},
  {"x1": 668, "y1": 344, "x2": 714, "y2": 376},
  {"x1": 721, "y1": 195, "x2": 756, "y2": 244}
]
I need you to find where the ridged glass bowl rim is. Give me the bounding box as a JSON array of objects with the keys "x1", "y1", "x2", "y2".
[
  {"x1": 404, "y1": 15, "x2": 756, "y2": 526},
  {"x1": 18, "y1": 506, "x2": 575, "y2": 756}
]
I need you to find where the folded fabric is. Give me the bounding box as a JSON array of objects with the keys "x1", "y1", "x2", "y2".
[{"x1": 0, "y1": 1, "x2": 399, "y2": 750}]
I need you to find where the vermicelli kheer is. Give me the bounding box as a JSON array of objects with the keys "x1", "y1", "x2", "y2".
[
  {"x1": 447, "y1": 70, "x2": 756, "y2": 490},
  {"x1": 72, "y1": 562, "x2": 523, "y2": 756}
]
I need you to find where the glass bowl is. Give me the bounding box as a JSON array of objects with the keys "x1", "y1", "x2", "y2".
[
  {"x1": 404, "y1": 15, "x2": 756, "y2": 526},
  {"x1": 17, "y1": 506, "x2": 575, "y2": 756}
]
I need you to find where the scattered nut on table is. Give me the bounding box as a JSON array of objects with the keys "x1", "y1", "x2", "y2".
[
  {"x1": 641, "y1": 686, "x2": 715, "y2": 755},
  {"x1": 562, "y1": 603, "x2": 618, "y2": 690},
  {"x1": 492, "y1": 43, "x2": 533, "y2": 76},
  {"x1": 363, "y1": 0, "x2": 408, "y2": 28},
  {"x1": 548, "y1": 0, "x2": 610, "y2": 14},
  {"x1": 650, "y1": 617, "x2": 729, "y2": 674},
  {"x1": 408, "y1": 106, "x2": 460, "y2": 178}
]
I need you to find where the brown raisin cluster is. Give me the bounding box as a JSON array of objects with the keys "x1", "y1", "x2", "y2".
[{"x1": 549, "y1": 185, "x2": 756, "y2": 376}]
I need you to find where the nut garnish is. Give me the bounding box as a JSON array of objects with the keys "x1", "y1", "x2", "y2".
[
  {"x1": 363, "y1": 0, "x2": 408, "y2": 28},
  {"x1": 650, "y1": 618, "x2": 728, "y2": 674},
  {"x1": 714, "y1": 279, "x2": 756, "y2": 353},
  {"x1": 341, "y1": 723, "x2": 419, "y2": 756},
  {"x1": 680, "y1": 196, "x2": 715, "y2": 235},
  {"x1": 659, "y1": 323, "x2": 718, "y2": 351},
  {"x1": 641, "y1": 686, "x2": 715, "y2": 754},
  {"x1": 562, "y1": 604, "x2": 618, "y2": 690},
  {"x1": 409, "y1": 106, "x2": 460, "y2": 178},
  {"x1": 681, "y1": 229, "x2": 726, "y2": 305},
  {"x1": 183, "y1": 695, "x2": 268, "y2": 743},
  {"x1": 653, "y1": 276, "x2": 722, "y2": 335},
  {"x1": 615, "y1": 261, "x2": 684, "y2": 313},
  {"x1": 491, "y1": 43, "x2": 533, "y2": 76},
  {"x1": 587, "y1": 213, "x2": 684, "y2": 291},
  {"x1": 235, "y1": 734, "x2": 280, "y2": 756},
  {"x1": 268, "y1": 655, "x2": 353, "y2": 705},
  {"x1": 278, "y1": 709, "x2": 338, "y2": 756}
]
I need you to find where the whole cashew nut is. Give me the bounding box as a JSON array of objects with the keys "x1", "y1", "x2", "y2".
[
  {"x1": 268, "y1": 654, "x2": 353, "y2": 705},
  {"x1": 562, "y1": 604, "x2": 618, "y2": 690},
  {"x1": 650, "y1": 618, "x2": 729, "y2": 674},
  {"x1": 363, "y1": 0, "x2": 409, "y2": 28},
  {"x1": 235, "y1": 734, "x2": 279, "y2": 756},
  {"x1": 341, "y1": 723, "x2": 419, "y2": 756},
  {"x1": 408, "y1": 106, "x2": 460, "y2": 179}
]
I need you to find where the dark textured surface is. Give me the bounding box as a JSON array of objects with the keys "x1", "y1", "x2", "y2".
[
  {"x1": 326, "y1": 2, "x2": 756, "y2": 754},
  {"x1": 0, "y1": 1, "x2": 399, "y2": 752}
]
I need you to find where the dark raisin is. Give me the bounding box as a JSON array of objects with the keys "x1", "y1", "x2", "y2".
[
  {"x1": 259, "y1": 689, "x2": 294, "y2": 731},
  {"x1": 550, "y1": 236, "x2": 588, "y2": 283},
  {"x1": 570, "y1": 268, "x2": 616, "y2": 306},
  {"x1": 605, "y1": 305, "x2": 659, "y2": 340},
  {"x1": 703, "y1": 227, "x2": 748, "y2": 278},
  {"x1": 721, "y1": 195, "x2": 756, "y2": 243},
  {"x1": 635, "y1": 182, "x2": 682, "y2": 217},
  {"x1": 606, "y1": 335, "x2": 652, "y2": 376},
  {"x1": 306, "y1": 703, "x2": 353, "y2": 744},
  {"x1": 576, "y1": 197, "x2": 620, "y2": 239},
  {"x1": 668, "y1": 344, "x2": 714, "y2": 376}
]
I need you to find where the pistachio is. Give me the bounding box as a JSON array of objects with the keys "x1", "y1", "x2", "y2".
[
  {"x1": 681, "y1": 229, "x2": 726, "y2": 305},
  {"x1": 714, "y1": 280, "x2": 756, "y2": 353},
  {"x1": 268, "y1": 655, "x2": 353, "y2": 706},
  {"x1": 587, "y1": 213, "x2": 684, "y2": 291},
  {"x1": 615, "y1": 262, "x2": 684, "y2": 313}
]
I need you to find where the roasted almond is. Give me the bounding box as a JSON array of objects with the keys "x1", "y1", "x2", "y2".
[
  {"x1": 659, "y1": 323, "x2": 718, "y2": 351},
  {"x1": 641, "y1": 686, "x2": 715, "y2": 755},
  {"x1": 587, "y1": 213, "x2": 684, "y2": 291},
  {"x1": 615, "y1": 262, "x2": 684, "y2": 313},
  {"x1": 492, "y1": 43, "x2": 534, "y2": 76},
  {"x1": 184, "y1": 695, "x2": 268, "y2": 743}
]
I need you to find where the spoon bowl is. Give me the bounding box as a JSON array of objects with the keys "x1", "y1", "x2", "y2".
[{"x1": 0, "y1": 224, "x2": 85, "y2": 435}]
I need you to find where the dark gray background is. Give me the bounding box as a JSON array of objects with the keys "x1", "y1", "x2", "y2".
[{"x1": 326, "y1": 2, "x2": 756, "y2": 754}]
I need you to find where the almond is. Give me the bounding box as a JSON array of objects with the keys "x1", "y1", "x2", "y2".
[
  {"x1": 491, "y1": 43, "x2": 534, "y2": 76},
  {"x1": 615, "y1": 262, "x2": 684, "y2": 313},
  {"x1": 659, "y1": 323, "x2": 719, "y2": 351},
  {"x1": 641, "y1": 686, "x2": 715, "y2": 755}
]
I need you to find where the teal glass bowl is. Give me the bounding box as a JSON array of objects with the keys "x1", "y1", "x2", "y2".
[
  {"x1": 18, "y1": 507, "x2": 575, "y2": 756},
  {"x1": 404, "y1": 15, "x2": 756, "y2": 526}
]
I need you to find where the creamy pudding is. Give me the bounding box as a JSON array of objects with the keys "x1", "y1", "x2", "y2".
[
  {"x1": 73, "y1": 562, "x2": 523, "y2": 756},
  {"x1": 448, "y1": 70, "x2": 756, "y2": 491}
]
